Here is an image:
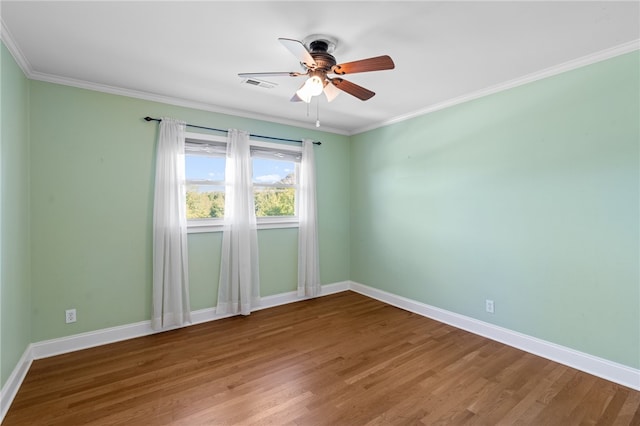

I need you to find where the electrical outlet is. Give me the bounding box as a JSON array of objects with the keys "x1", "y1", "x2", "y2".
[
  {"x1": 65, "y1": 308, "x2": 77, "y2": 324},
  {"x1": 485, "y1": 299, "x2": 495, "y2": 314}
]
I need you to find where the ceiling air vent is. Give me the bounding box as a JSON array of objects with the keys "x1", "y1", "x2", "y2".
[{"x1": 241, "y1": 78, "x2": 277, "y2": 89}]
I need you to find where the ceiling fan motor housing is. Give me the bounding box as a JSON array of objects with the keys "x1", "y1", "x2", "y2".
[{"x1": 307, "y1": 38, "x2": 337, "y2": 71}]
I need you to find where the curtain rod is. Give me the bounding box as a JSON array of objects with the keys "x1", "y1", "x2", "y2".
[{"x1": 143, "y1": 117, "x2": 321, "y2": 145}]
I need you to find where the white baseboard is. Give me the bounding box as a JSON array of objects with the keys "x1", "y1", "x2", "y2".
[
  {"x1": 349, "y1": 281, "x2": 640, "y2": 391},
  {"x1": 30, "y1": 281, "x2": 350, "y2": 361},
  {"x1": 0, "y1": 282, "x2": 350, "y2": 423},
  {"x1": 0, "y1": 345, "x2": 33, "y2": 421},
  {"x1": 3, "y1": 279, "x2": 637, "y2": 423},
  {"x1": 254, "y1": 281, "x2": 350, "y2": 312}
]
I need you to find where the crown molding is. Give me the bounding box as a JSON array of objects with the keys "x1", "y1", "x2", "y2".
[
  {"x1": 350, "y1": 39, "x2": 640, "y2": 135},
  {"x1": 0, "y1": 17, "x2": 33, "y2": 76},
  {"x1": 2, "y1": 17, "x2": 637, "y2": 138},
  {"x1": 0, "y1": 15, "x2": 349, "y2": 136},
  {"x1": 27, "y1": 71, "x2": 350, "y2": 136}
]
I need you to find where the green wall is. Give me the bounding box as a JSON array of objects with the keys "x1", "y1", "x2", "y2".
[
  {"x1": 28, "y1": 81, "x2": 350, "y2": 342},
  {"x1": 2, "y1": 38, "x2": 638, "y2": 391},
  {"x1": 350, "y1": 51, "x2": 640, "y2": 368},
  {"x1": 1, "y1": 43, "x2": 32, "y2": 386}
]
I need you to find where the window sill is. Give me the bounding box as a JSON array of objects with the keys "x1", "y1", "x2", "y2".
[
  {"x1": 187, "y1": 217, "x2": 299, "y2": 234},
  {"x1": 187, "y1": 221, "x2": 224, "y2": 233}
]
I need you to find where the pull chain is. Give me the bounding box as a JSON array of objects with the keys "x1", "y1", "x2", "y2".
[{"x1": 315, "y1": 98, "x2": 321, "y2": 128}]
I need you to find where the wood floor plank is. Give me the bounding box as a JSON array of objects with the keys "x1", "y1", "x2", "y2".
[
  {"x1": 3, "y1": 291, "x2": 639, "y2": 425},
  {"x1": 496, "y1": 362, "x2": 568, "y2": 425}
]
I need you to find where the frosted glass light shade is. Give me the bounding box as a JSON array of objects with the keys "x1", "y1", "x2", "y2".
[{"x1": 296, "y1": 76, "x2": 324, "y2": 103}]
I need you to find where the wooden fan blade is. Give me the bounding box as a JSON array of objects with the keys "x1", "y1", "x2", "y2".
[
  {"x1": 331, "y1": 55, "x2": 395, "y2": 75},
  {"x1": 278, "y1": 38, "x2": 317, "y2": 68},
  {"x1": 331, "y1": 78, "x2": 375, "y2": 101},
  {"x1": 238, "y1": 72, "x2": 304, "y2": 78}
]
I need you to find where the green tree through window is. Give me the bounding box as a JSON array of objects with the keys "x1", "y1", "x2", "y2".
[
  {"x1": 254, "y1": 173, "x2": 295, "y2": 217},
  {"x1": 186, "y1": 189, "x2": 225, "y2": 219}
]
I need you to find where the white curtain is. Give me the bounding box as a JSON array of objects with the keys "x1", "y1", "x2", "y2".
[
  {"x1": 298, "y1": 139, "x2": 321, "y2": 297},
  {"x1": 217, "y1": 129, "x2": 260, "y2": 315},
  {"x1": 152, "y1": 118, "x2": 191, "y2": 330}
]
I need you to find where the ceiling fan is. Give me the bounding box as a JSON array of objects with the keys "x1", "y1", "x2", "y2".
[{"x1": 238, "y1": 35, "x2": 395, "y2": 103}]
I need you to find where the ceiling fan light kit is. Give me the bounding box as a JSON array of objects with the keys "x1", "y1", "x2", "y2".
[
  {"x1": 296, "y1": 72, "x2": 325, "y2": 102},
  {"x1": 238, "y1": 34, "x2": 395, "y2": 106}
]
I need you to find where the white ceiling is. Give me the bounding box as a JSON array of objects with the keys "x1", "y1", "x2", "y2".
[{"x1": 2, "y1": 1, "x2": 639, "y2": 135}]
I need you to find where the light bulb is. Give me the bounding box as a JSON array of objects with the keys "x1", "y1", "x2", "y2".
[
  {"x1": 296, "y1": 75, "x2": 324, "y2": 103},
  {"x1": 306, "y1": 76, "x2": 324, "y2": 96}
]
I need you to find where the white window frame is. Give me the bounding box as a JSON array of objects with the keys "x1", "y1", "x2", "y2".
[{"x1": 184, "y1": 132, "x2": 302, "y2": 233}]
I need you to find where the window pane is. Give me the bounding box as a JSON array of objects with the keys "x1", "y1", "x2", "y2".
[
  {"x1": 253, "y1": 158, "x2": 296, "y2": 217},
  {"x1": 185, "y1": 152, "x2": 225, "y2": 220},
  {"x1": 252, "y1": 158, "x2": 296, "y2": 184},
  {"x1": 186, "y1": 185, "x2": 225, "y2": 219},
  {"x1": 186, "y1": 155, "x2": 225, "y2": 182},
  {"x1": 254, "y1": 187, "x2": 295, "y2": 217}
]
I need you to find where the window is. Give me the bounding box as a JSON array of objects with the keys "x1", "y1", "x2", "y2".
[
  {"x1": 184, "y1": 132, "x2": 302, "y2": 232},
  {"x1": 251, "y1": 145, "x2": 301, "y2": 219},
  {"x1": 184, "y1": 136, "x2": 227, "y2": 221}
]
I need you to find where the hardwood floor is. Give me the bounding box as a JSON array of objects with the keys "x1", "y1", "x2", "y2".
[{"x1": 4, "y1": 291, "x2": 640, "y2": 425}]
